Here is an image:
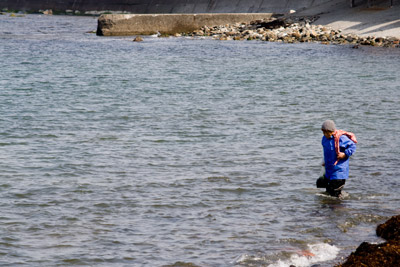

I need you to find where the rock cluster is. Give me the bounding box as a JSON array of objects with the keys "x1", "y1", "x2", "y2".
[
  {"x1": 336, "y1": 215, "x2": 400, "y2": 267},
  {"x1": 182, "y1": 17, "x2": 400, "y2": 48}
]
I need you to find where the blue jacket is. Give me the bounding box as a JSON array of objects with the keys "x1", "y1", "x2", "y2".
[{"x1": 322, "y1": 134, "x2": 356, "y2": 180}]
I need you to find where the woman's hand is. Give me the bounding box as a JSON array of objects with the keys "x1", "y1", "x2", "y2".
[{"x1": 337, "y1": 152, "x2": 346, "y2": 160}]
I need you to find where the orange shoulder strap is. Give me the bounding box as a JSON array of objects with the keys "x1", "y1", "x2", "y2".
[{"x1": 333, "y1": 130, "x2": 357, "y2": 165}]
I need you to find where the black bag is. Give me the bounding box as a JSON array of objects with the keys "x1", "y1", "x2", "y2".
[{"x1": 316, "y1": 175, "x2": 328, "y2": 188}]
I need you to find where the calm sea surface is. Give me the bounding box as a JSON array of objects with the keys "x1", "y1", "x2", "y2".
[{"x1": 0, "y1": 14, "x2": 399, "y2": 267}]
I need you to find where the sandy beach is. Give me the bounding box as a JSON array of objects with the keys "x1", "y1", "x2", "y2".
[{"x1": 295, "y1": 0, "x2": 400, "y2": 38}]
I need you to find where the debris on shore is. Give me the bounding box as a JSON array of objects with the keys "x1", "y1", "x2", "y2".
[
  {"x1": 336, "y1": 215, "x2": 400, "y2": 267},
  {"x1": 182, "y1": 17, "x2": 400, "y2": 48}
]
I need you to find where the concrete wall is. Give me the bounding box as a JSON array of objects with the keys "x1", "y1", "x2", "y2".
[
  {"x1": 96, "y1": 13, "x2": 274, "y2": 36},
  {"x1": 1, "y1": 0, "x2": 334, "y2": 14}
]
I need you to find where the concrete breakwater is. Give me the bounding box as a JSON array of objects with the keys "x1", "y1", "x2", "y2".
[
  {"x1": 96, "y1": 13, "x2": 274, "y2": 36},
  {"x1": 97, "y1": 13, "x2": 400, "y2": 48}
]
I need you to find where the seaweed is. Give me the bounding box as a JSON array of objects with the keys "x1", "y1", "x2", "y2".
[{"x1": 336, "y1": 215, "x2": 400, "y2": 267}]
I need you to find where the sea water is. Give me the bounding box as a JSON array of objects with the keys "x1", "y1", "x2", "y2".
[{"x1": 0, "y1": 14, "x2": 399, "y2": 266}]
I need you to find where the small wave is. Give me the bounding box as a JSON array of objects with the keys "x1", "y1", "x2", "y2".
[
  {"x1": 235, "y1": 243, "x2": 339, "y2": 267},
  {"x1": 271, "y1": 243, "x2": 339, "y2": 267}
]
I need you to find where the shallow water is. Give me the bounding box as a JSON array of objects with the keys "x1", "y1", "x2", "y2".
[{"x1": 0, "y1": 14, "x2": 400, "y2": 266}]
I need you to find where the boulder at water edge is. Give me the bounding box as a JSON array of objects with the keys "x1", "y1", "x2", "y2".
[{"x1": 336, "y1": 215, "x2": 400, "y2": 267}]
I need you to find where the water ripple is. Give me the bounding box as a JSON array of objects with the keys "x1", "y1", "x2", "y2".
[{"x1": 0, "y1": 13, "x2": 399, "y2": 267}]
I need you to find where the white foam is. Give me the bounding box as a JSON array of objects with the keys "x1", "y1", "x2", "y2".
[
  {"x1": 316, "y1": 191, "x2": 349, "y2": 199},
  {"x1": 268, "y1": 243, "x2": 340, "y2": 267},
  {"x1": 235, "y1": 243, "x2": 340, "y2": 267}
]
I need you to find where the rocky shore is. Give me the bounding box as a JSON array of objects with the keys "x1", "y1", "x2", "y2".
[
  {"x1": 336, "y1": 215, "x2": 400, "y2": 267},
  {"x1": 180, "y1": 17, "x2": 400, "y2": 48}
]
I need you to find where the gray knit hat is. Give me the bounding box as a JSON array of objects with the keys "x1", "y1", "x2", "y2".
[{"x1": 321, "y1": 120, "x2": 336, "y2": 131}]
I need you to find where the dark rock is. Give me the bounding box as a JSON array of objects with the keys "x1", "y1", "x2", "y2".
[
  {"x1": 376, "y1": 215, "x2": 400, "y2": 241},
  {"x1": 256, "y1": 18, "x2": 291, "y2": 29},
  {"x1": 336, "y1": 215, "x2": 400, "y2": 267},
  {"x1": 336, "y1": 241, "x2": 400, "y2": 267}
]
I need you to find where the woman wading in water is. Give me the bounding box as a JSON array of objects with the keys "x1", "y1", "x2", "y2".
[{"x1": 318, "y1": 120, "x2": 357, "y2": 198}]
